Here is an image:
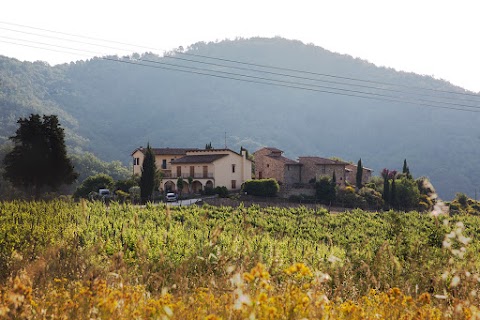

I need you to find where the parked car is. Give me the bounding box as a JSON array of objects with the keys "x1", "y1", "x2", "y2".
[{"x1": 166, "y1": 192, "x2": 178, "y2": 202}]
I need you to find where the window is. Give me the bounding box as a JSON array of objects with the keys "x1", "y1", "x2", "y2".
[
  {"x1": 162, "y1": 159, "x2": 167, "y2": 169},
  {"x1": 133, "y1": 157, "x2": 140, "y2": 165},
  {"x1": 231, "y1": 180, "x2": 236, "y2": 189},
  {"x1": 176, "y1": 166, "x2": 181, "y2": 177},
  {"x1": 232, "y1": 164, "x2": 236, "y2": 173},
  {"x1": 190, "y1": 166, "x2": 195, "y2": 177},
  {"x1": 267, "y1": 164, "x2": 270, "y2": 168},
  {"x1": 322, "y1": 165, "x2": 326, "y2": 174}
]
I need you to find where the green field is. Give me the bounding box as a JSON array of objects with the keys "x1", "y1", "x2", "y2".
[{"x1": 1, "y1": 200, "x2": 479, "y2": 318}]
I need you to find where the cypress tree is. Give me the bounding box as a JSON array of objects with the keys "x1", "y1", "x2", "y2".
[
  {"x1": 356, "y1": 158, "x2": 363, "y2": 189},
  {"x1": 140, "y1": 144, "x2": 156, "y2": 203},
  {"x1": 403, "y1": 159, "x2": 412, "y2": 179},
  {"x1": 381, "y1": 169, "x2": 390, "y2": 204},
  {"x1": 390, "y1": 178, "x2": 397, "y2": 208}
]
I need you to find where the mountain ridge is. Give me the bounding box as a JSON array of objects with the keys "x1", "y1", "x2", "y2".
[{"x1": 1, "y1": 37, "x2": 479, "y2": 199}]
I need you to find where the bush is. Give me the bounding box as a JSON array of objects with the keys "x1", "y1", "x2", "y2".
[
  {"x1": 74, "y1": 174, "x2": 114, "y2": 199},
  {"x1": 358, "y1": 187, "x2": 384, "y2": 209},
  {"x1": 336, "y1": 188, "x2": 366, "y2": 209},
  {"x1": 214, "y1": 186, "x2": 229, "y2": 198},
  {"x1": 315, "y1": 177, "x2": 336, "y2": 202},
  {"x1": 242, "y1": 179, "x2": 279, "y2": 197},
  {"x1": 456, "y1": 193, "x2": 468, "y2": 207}
]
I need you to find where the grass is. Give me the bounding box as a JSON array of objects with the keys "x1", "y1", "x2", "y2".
[{"x1": 1, "y1": 199, "x2": 480, "y2": 318}]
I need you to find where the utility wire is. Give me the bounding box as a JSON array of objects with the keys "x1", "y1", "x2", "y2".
[
  {"x1": 1, "y1": 20, "x2": 479, "y2": 99},
  {"x1": 1, "y1": 38, "x2": 479, "y2": 113},
  {"x1": 2, "y1": 33, "x2": 480, "y2": 111}
]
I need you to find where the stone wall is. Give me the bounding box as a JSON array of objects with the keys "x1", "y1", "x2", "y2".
[
  {"x1": 299, "y1": 158, "x2": 347, "y2": 186},
  {"x1": 254, "y1": 148, "x2": 286, "y2": 183},
  {"x1": 284, "y1": 164, "x2": 302, "y2": 185}
]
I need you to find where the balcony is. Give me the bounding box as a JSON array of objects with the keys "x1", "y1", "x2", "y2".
[{"x1": 162, "y1": 172, "x2": 214, "y2": 179}]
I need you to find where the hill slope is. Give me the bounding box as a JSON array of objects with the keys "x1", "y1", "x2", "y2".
[{"x1": 1, "y1": 37, "x2": 479, "y2": 199}]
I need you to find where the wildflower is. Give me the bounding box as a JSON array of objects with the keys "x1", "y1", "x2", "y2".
[
  {"x1": 163, "y1": 305, "x2": 173, "y2": 317},
  {"x1": 233, "y1": 289, "x2": 252, "y2": 310},
  {"x1": 451, "y1": 276, "x2": 461, "y2": 287},
  {"x1": 418, "y1": 293, "x2": 431, "y2": 305}
]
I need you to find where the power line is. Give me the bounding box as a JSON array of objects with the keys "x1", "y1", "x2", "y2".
[
  {"x1": 1, "y1": 20, "x2": 479, "y2": 100},
  {"x1": 1, "y1": 38, "x2": 479, "y2": 113}
]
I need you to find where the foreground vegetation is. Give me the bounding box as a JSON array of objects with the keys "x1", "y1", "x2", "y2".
[{"x1": 1, "y1": 200, "x2": 480, "y2": 318}]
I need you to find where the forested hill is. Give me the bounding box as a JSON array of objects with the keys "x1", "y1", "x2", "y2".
[{"x1": 1, "y1": 37, "x2": 479, "y2": 199}]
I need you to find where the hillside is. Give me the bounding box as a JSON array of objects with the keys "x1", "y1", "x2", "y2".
[{"x1": 1, "y1": 37, "x2": 479, "y2": 199}]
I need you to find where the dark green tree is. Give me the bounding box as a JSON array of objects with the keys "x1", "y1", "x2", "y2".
[
  {"x1": 356, "y1": 158, "x2": 363, "y2": 189},
  {"x1": 395, "y1": 177, "x2": 420, "y2": 210},
  {"x1": 390, "y1": 177, "x2": 397, "y2": 208},
  {"x1": 403, "y1": 159, "x2": 412, "y2": 179},
  {"x1": 187, "y1": 176, "x2": 193, "y2": 194},
  {"x1": 177, "y1": 177, "x2": 184, "y2": 196},
  {"x1": 381, "y1": 169, "x2": 390, "y2": 204},
  {"x1": 3, "y1": 114, "x2": 77, "y2": 198},
  {"x1": 315, "y1": 176, "x2": 336, "y2": 203},
  {"x1": 140, "y1": 144, "x2": 156, "y2": 203},
  {"x1": 205, "y1": 142, "x2": 213, "y2": 149},
  {"x1": 332, "y1": 171, "x2": 337, "y2": 185}
]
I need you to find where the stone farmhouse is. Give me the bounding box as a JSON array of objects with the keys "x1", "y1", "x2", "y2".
[
  {"x1": 253, "y1": 147, "x2": 372, "y2": 187},
  {"x1": 132, "y1": 147, "x2": 252, "y2": 194}
]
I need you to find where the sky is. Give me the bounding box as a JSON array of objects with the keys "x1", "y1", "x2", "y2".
[{"x1": 1, "y1": 0, "x2": 479, "y2": 92}]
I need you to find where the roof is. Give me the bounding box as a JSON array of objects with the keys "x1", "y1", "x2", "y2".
[
  {"x1": 131, "y1": 147, "x2": 197, "y2": 156},
  {"x1": 267, "y1": 154, "x2": 301, "y2": 165},
  {"x1": 298, "y1": 156, "x2": 348, "y2": 165},
  {"x1": 346, "y1": 163, "x2": 374, "y2": 172},
  {"x1": 171, "y1": 154, "x2": 228, "y2": 164},
  {"x1": 264, "y1": 147, "x2": 283, "y2": 153}
]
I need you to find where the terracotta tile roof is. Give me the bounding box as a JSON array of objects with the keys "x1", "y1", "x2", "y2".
[
  {"x1": 298, "y1": 156, "x2": 348, "y2": 165},
  {"x1": 264, "y1": 147, "x2": 283, "y2": 153},
  {"x1": 151, "y1": 148, "x2": 197, "y2": 155},
  {"x1": 132, "y1": 147, "x2": 197, "y2": 156},
  {"x1": 171, "y1": 154, "x2": 228, "y2": 164},
  {"x1": 346, "y1": 164, "x2": 374, "y2": 172},
  {"x1": 267, "y1": 154, "x2": 301, "y2": 165}
]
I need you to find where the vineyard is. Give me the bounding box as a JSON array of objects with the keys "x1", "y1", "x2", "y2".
[{"x1": 1, "y1": 200, "x2": 480, "y2": 318}]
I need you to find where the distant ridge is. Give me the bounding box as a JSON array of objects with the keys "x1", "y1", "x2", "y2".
[{"x1": 1, "y1": 37, "x2": 479, "y2": 199}]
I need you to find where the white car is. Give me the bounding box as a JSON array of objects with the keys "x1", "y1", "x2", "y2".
[{"x1": 166, "y1": 192, "x2": 178, "y2": 202}]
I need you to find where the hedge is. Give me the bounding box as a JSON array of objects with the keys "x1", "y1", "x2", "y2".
[{"x1": 242, "y1": 179, "x2": 279, "y2": 197}]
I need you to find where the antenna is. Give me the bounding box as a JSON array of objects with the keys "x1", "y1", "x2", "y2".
[{"x1": 224, "y1": 131, "x2": 227, "y2": 148}]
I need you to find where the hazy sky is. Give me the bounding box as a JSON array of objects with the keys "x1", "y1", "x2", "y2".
[{"x1": 1, "y1": 0, "x2": 479, "y2": 92}]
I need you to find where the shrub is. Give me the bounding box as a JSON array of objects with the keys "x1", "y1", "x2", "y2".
[
  {"x1": 336, "y1": 188, "x2": 366, "y2": 209},
  {"x1": 74, "y1": 174, "x2": 114, "y2": 199},
  {"x1": 242, "y1": 179, "x2": 279, "y2": 197},
  {"x1": 456, "y1": 193, "x2": 468, "y2": 207},
  {"x1": 315, "y1": 177, "x2": 336, "y2": 203},
  {"x1": 214, "y1": 186, "x2": 229, "y2": 198},
  {"x1": 358, "y1": 187, "x2": 384, "y2": 209}
]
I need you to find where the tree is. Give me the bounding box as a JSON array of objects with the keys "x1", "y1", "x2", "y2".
[
  {"x1": 205, "y1": 142, "x2": 213, "y2": 149},
  {"x1": 356, "y1": 158, "x2": 363, "y2": 189},
  {"x1": 177, "y1": 177, "x2": 184, "y2": 196},
  {"x1": 3, "y1": 114, "x2": 77, "y2": 198},
  {"x1": 187, "y1": 176, "x2": 193, "y2": 193},
  {"x1": 315, "y1": 176, "x2": 336, "y2": 203},
  {"x1": 74, "y1": 174, "x2": 114, "y2": 199},
  {"x1": 403, "y1": 159, "x2": 412, "y2": 179},
  {"x1": 394, "y1": 177, "x2": 420, "y2": 210},
  {"x1": 140, "y1": 144, "x2": 156, "y2": 203},
  {"x1": 381, "y1": 169, "x2": 390, "y2": 204}
]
